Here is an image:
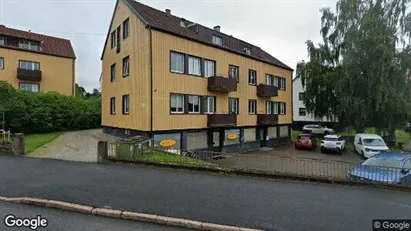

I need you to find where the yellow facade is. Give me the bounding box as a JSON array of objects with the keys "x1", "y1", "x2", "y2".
[{"x1": 0, "y1": 47, "x2": 75, "y2": 95}]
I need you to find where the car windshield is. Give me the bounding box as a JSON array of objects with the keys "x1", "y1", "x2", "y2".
[
  {"x1": 362, "y1": 158, "x2": 403, "y2": 169},
  {"x1": 363, "y1": 138, "x2": 386, "y2": 146},
  {"x1": 324, "y1": 138, "x2": 339, "y2": 141},
  {"x1": 298, "y1": 136, "x2": 311, "y2": 140}
]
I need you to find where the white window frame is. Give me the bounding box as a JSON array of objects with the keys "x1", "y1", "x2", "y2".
[
  {"x1": 212, "y1": 35, "x2": 222, "y2": 46},
  {"x1": 111, "y1": 31, "x2": 117, "y2": 48},
  {"x1": 266, "y1": 101, "x2": 272, "y2": 114},
  {"x1": 18, "y1": 40, "x2": 40, "y2": 51},
  {"x1": 266, "y1": 74, "x2": 278, "y2": 87},
  {"x1": 19, "y1": 60, "x2": 40, "y2": 70},
  {"x1": 122, "y1": 56, "x2": 129, "y2": 77},
  {"x1": 205, "y1": 96, "x2": 216, "y2": 114},
  {"x1": 299, "y1": 108, "x2": 306, "y2": 116},
  {"x1": 19, "y1": 83, "x2": 39, "y2": 92},
  {"x1": 0, "y1": 36, "x2": 4, "y2": 46},
  {"x1": 244, "y1": 47, "x2": 251, "y2": 55},
  {"x1": 110, "y1": 63, "x2": 116, "y2": 82},
  {"x1": 279, "y1": 77, "x2": 286, "y2": 90},
  {"x1": 229, "y1": 98, "x2": 239, "y2": 114},
  {"x1": 0, "y1": 57, "x2": 3, "y2": 70},
  {"x1": 204, "y1": 60, "x2": 215, "y2": 78},
  {"x1": 279, "y1": 102, "x2": 286, "y2": 115},
  {"x1": 170, "y1": 94, "x2": 184, "y2": 114},
  {"x1": 273, "y1": 102, "x2": 279, "y2": 115},
  {"x1": 249, "y1": 100, "x2": 256, "y2": 115},
  {"x1": 123, "y1": 18, "x2": 130, "y2": 39},
  {"x1": 122, "y1": 95, "x2": 130, "y2": 115},
  {"x1": 229, "y1": 65, "x2": 239, "y2": 81},
  {"x1": 188, "y1": 56, "x2": 201, "y2": 76},
  {"x1": 170, "y1": 52, "x2": 184, "y2": 73},
  {"x1": 110, "y1": 97, "x2": 116, "y2": 115},
  {"x1": 249, "y1": 70, "x2": 256, "y2": 85},
  {"x1": 188, "y1": 95, "x2": 201, "y2": 114}
]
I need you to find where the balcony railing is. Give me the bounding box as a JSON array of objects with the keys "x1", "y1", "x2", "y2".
[
  {"x1": 207, "y1": 76, "x2": 237, "y2": 93},
  {"x1": 17, "y1": 68, "x2": 42, "y2": 81},
  {"x1": 257, "y1": 114, "x2": 279, "y2": 125},
  {"x1": 207, "y1": 114, "x2": 237, "y2": 127},
  {"x1": 257, "y1": 84, "x2": 278, "y2": 97}
]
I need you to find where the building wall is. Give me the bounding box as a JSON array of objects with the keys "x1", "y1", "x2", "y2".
[
  {"x1": 0, "y1": 47, "x2": 74, "y2": 95},
  {"x1": 151, "y1": 30, "x2": 293, "y2": 131},
  {"x1": 101, "y1": 0, "x2": 151, "y2": 131}
]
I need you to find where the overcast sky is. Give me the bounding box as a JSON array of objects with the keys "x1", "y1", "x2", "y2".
[{"x1": 1, "y1": 0, "x2": 336, "y2": 92}]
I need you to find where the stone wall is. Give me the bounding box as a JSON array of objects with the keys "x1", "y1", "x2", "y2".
[{"x1": 0, "y1": 141, "x2": 13, "y2": 155}]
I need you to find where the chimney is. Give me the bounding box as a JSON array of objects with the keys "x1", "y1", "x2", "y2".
[
  {"x1": 214, "y1": 25, "x2": 220, "y2": 32},
  {"x1": 165, "y1": 9, "x2": 171, "y2": 16}
]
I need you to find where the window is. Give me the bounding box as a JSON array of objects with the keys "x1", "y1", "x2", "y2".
[
  {"x1": 279, "y1": 102, "x2": 286, "y2": 115},
  {"x1": 111, "y1": 31, "x2": 116, "y2": 48},
  {"x1": 248, "y1": 100, "x2": 256, "y2": 114},
  {"x1": 266, "y1": 101, "x2": 279, "y2": 114},
  {"x1": 188, "y1": 56, "x2": 201, "y2": 76},
  {"x1": 19, "y1": 83, "x2": 39, "y2": 92},
  {"x1": 248, "y1": 69, "x2": 256, "y2": 85},
  {"x1": 170, "y1": 94, "x2": 184, "y2": 113},
  {"x1": 299, "y1": 92, "x2": 305, "y2": 101},
  {"x1": 278, "y1": 77, "x2": 286, "y2": 90},
  {"x1": 0, "y1": 36, "x2": 4, "y2": 45},
  {"x1": 229, "y1": 65, "x2": 239, "y2": 82},
  {"x1": 188, "y1": 95, "x2": 201, "y2": 113},
  {"x1": 116, "y1": 26, "x2": 121, "y2": 52},
  {"x1": 403, "y1": 160, "x2": 411, "y2": 169},
  {"x1": 0, "y1": 57, "x2": 3, "y2": 70},
  {"x1": 299, "y1": 108, "x2": 306, "y2": 116},
  {"x1": 19, "y1": 60, "x2": 40, "y2": 70},
  {"x1": 170, "y1": 52, "x2": 184, "y2": 73},
  {"x1": 244, "y1": 47, "x2": 251, "y2": 55},
  {"x1": 122, "y1": 95, "x2": 130, "y2": 114},
  {"x1": 110, "y1": 97, "x2": 116, "y2": 115},
  {"x1": 110, "y1": 63, "x2": 116, "y2": 82},
  {"x1": 212, "y1": 35, "x2": 222, "y2": 46},
  {"x1": 229, "y1": 98, "x2": 239, "y2": 114},
  {"x1": 123, "y1": 18, "x2": 130, "y2": 39},
  {"x1": 122, "y1": 56, "x2": 129, "y2": 77},
  {"x1": 204, "y1": 60, "x2": 215, "y2": 77},
  {"x1": 266, "y1": 74, "x2": 278, "y2": 87},
  {"x1": 18, "y1": 40, "x2": 40, "y2": 51},
  {"x1": 204, "y1": 96, "x2": 216, "y2": 114},
  {"x1": 244, "y1": 128, "x2": 256, "y2": 142}
]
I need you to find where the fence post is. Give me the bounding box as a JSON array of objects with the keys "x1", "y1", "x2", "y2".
[
  {"x1": 12, "y1": 133, "x2": 25, "y2": 156},
  {"x1": 97, "y1": 141, "x2": 108, "y2": 162}
]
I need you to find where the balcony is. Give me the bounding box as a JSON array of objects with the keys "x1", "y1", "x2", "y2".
[
  {"x1": 207, "y1": 114, "x2": 237, "y2": 127},
  {"x1": 17, "y1": 68, "x2": 42, "y2": 81},
  {"x1": 257, "y1": 84, "x2": 278, "y2": 97},
  {"x1": 207, "y1": 76, "x2": 237, "y2": 93},
  {"x1": 257, "y1": 114, "x2": 278, "y2": 126}
]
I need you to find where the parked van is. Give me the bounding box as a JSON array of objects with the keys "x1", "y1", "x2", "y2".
[{"x1": 354, "y1": 134, "x2": 389, "y2": 158}]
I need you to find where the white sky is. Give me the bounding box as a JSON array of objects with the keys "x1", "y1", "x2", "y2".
[{"x1": 1, "y1": 0, "x2": 336, "y2": 92}]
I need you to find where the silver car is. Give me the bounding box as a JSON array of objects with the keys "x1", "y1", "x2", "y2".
[{"x1": 302, "y1": 124, "x2": 334, "y2": 135}]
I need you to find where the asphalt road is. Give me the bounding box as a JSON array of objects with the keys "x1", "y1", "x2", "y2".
[
  {"x1": 0, "y1": 201, "x2": 188, "y2": 231},
  {"x1": 1, "y1": 155, "x2": 411, "y2": 231}
]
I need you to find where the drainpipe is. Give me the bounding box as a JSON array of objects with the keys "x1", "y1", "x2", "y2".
[{"x1": 149, "y1": 27, "x2": 153, "y2": 137}]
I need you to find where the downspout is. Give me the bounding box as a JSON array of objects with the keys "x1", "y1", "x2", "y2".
[
  {"x1": 149, "y1": 27, "x2": 153, "y2": 136},
  {"x1": 72, "y1": 59, "x2": 76, "y2": 96}
]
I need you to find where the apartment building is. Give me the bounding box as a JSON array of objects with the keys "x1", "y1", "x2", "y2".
[
  {"x1": 0, "y1": 25, "x2": 76, "y2": 95},
  {"x1": 101, "y1": 0, "x2": 293, "y2": 152}
]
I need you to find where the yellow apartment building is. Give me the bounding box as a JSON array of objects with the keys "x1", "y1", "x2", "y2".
[
  {"x1": 101, "y1": 0, "x2": 294, "y2": 152},
  {"x1": 0, "y1": 25, "x2": 76, "y2": 95}
]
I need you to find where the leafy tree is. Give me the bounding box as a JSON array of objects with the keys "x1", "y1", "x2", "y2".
[{"x1": 296, "y1": 0, "x2": 411, "y2": 137}]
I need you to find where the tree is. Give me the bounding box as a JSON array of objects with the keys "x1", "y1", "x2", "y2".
[
  {"x1": 296, "y1": 0, "x2": 411, "y2": 136},
  {"x1": 75, "y1": 83, "x2": 87, "y2": 97}
]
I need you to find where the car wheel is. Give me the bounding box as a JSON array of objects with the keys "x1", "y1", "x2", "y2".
[
  {"x1": 295, "y1": 145, "x2": 299, "y2": 150},
  {"x1": 321, "y1": 147, "x2": 325, "y2": 153},
  {"x1": 324, "y1": 131, "x2": 329, "y2": 135},
  {"x1": 361, "y1": 151, "x2": 365, "y2": 158}
]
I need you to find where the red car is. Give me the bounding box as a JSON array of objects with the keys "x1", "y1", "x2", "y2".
[{"x1": 295, "y1": 134, "x2": 317, "y2": 150}]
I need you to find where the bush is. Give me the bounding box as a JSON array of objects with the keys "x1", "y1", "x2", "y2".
[{"x1": 0, "y1": 81, "x2": 101, "y2": 134}]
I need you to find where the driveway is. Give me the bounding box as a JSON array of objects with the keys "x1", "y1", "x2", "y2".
[{"x1": 29, "y1": 129, "x2": 114, "y2": 162}]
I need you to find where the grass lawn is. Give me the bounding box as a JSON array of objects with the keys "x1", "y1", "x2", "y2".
[{"x1": 25, "y1": 132, "x2": 63, "y2": 153}]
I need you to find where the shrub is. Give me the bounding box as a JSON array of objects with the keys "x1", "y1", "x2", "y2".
[{"x1": 0, "y1": 81, "x2": 101, "y2": 134}]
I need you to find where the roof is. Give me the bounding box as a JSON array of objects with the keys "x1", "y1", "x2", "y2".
[
  {"x1": 356, "y1": 134, "x2": 382, "y2": 139},
  {"x1": 374, "y1": 152, "x2": 411, "y2": 161},
  {"x1": 122, "y1": 0, "x2": 293, "y2": 71},
  {"x1": 0, "y1": 25, "x2": 76, "y2": 59},
  {"x1": 324, "y1": 134, "x2": 341, "y2": 139}
]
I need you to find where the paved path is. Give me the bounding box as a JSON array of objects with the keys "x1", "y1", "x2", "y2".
[
  {"x1": 1, "y1": 155, "x2": 410, "y2": 231},
  {"x1": 29, "y1": 129, "x2": 114, "y2": 162},
  {"x1": 0, "y1": 201, "x2": 188, "y2": 231}
]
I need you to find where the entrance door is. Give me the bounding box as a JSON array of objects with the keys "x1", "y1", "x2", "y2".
[{"x1": 259, "y1": 128, "x2": 266, "y2": 147}]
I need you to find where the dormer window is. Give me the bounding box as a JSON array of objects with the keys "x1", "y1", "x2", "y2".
[
  {"x1": 0, "y1": 36, "x2": 4, "y2": 45},
  {"x1": 244, "y1": 47, "x2": 251, "y2": 55},
  {"x1": 19, "y1": 40, "x2": 41, "y2": 51},
  {"x1": 212, "y1": 35, "x2": 222, "y2": 46}
]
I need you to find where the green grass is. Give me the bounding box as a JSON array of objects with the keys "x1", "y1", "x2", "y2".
[{"x1": 25, "y1": 132, "x2": 63, "y2": 153}]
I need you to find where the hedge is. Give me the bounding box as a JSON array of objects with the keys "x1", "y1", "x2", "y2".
[{"x1": 0, "y1": 81, "x2": 101, "y2": 134}]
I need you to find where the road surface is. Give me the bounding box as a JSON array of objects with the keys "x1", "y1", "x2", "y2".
[
  {"x1": 0, "y1": 155, "x2": 410, "y2": 231},
  {"x1": 0, "y1": 201, "x2": 188, "y2": 231}
]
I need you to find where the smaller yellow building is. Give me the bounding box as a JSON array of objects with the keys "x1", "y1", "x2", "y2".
[{"x1": 0, "y1": 25, "x2": 76, "y2": 95}]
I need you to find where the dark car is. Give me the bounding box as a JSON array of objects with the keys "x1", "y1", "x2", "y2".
[{"x1": 295, "y1": 134, "x2": 317, "y2": 150}]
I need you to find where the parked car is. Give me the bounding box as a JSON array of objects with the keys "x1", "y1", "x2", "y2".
[
  {"x1": 347, "y1": 152, "x2": 411, "y2": 184},
  {"x1": 354, "y1": 134, "x2": 390, "y2": 158},
  {"x1": 295, "y1": 134, "x2": 317, "y2": 150},
  {"x1": 405, "y1": 122, "x2": 411, "y2": 133},
  {"x1": 302, "y1": 124, "x2": 334, "y2": 135},
  {"x1": 320, "y1": 134, "x2": 345, "y2": 154}
]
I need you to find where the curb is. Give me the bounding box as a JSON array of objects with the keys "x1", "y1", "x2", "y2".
[{"x1": 0, "y1": 196, "x2": 262, "y2": 231}]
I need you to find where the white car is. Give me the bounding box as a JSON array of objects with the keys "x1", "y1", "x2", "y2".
[
  {"x1": 354, "y1": 134, "x2": 390, "y2": 158},
  {"x1": 302, "y1": 124, "x2": 334, "y2": 135},
  {"x1": 321, "y1": 135, "x2": 345, "y2": 154}
]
